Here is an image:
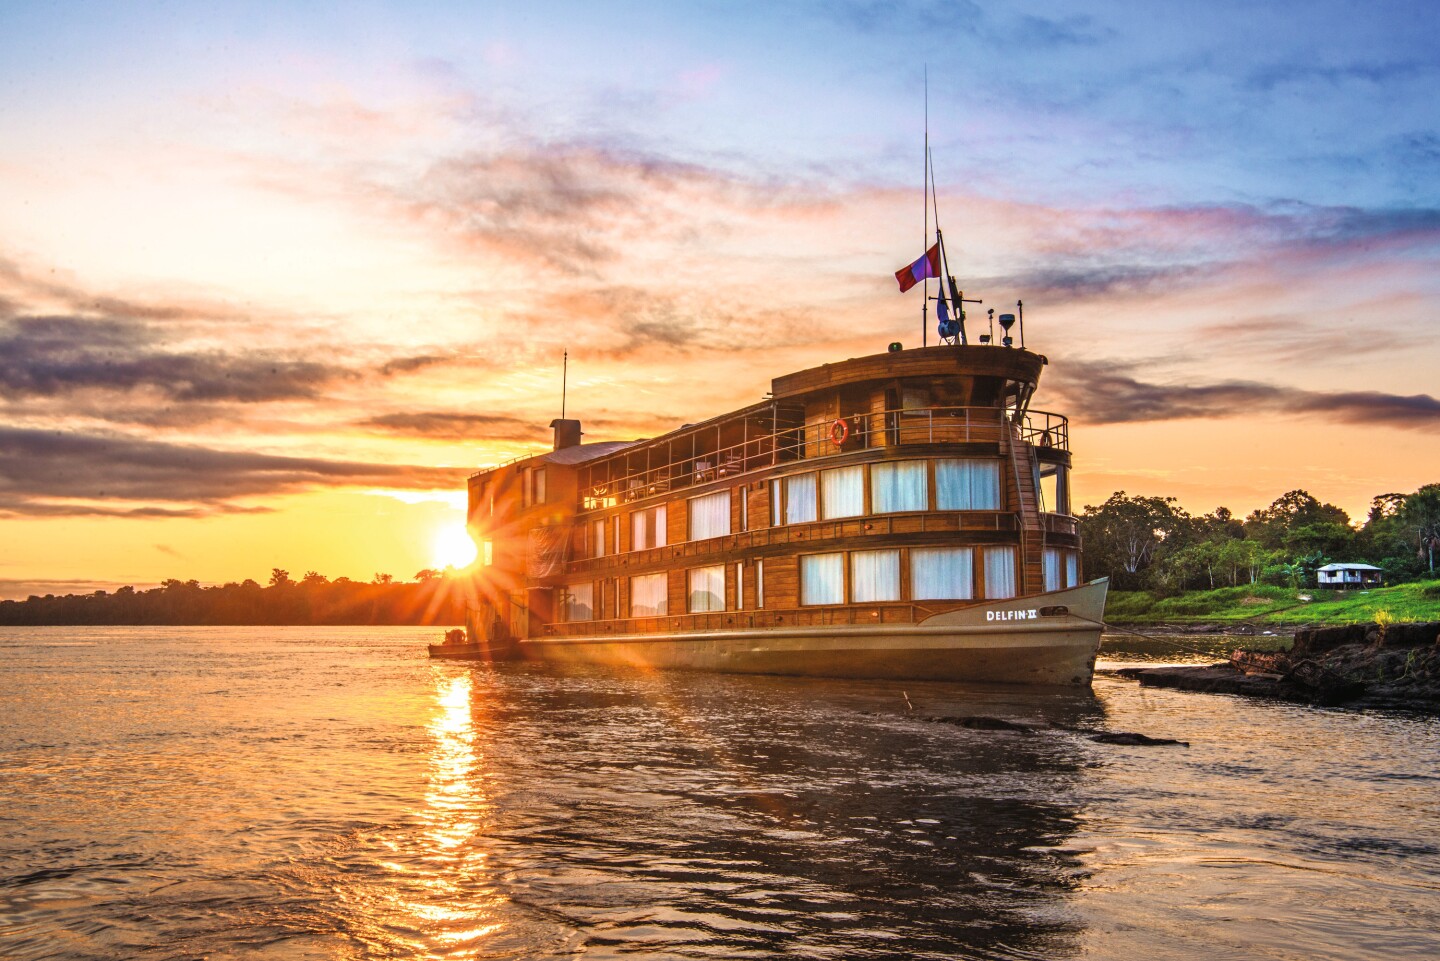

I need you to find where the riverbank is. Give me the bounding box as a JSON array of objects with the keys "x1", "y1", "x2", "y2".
[
  {"x1": 1118, "y1": 620, "x2": 1440, "y2": 712},
  {"x1": 1105, "y1": 579, "x2": 1440, "y2": 628}
]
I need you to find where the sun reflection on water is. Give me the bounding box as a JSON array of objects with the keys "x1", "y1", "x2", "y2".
[{"x1": 353, "y1": 670, "x2": 509, "y2": 958}]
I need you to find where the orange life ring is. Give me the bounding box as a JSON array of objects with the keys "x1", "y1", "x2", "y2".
[{"x1": 830, "y1": 419, "x2": 849, "y2": 446}]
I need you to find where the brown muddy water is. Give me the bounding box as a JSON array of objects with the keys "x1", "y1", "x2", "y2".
[{"x1": 1, "y1": 627, "x2": 1436, "y2": 960}]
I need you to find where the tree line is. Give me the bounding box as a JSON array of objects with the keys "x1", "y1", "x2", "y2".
[
  {"x1": 1078, "y1": 483, "x2": 1440, "y2": 592},
  {"x1": 0, "y1": 568, "x2": 477, "y2": 626}
]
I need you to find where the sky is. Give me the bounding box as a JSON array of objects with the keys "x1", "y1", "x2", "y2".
[{"x1": 2, "y1": 0, "x2": 1439, "y2": 598}]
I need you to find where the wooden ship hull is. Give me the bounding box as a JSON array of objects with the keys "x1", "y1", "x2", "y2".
[
  {"x1": 517, "y1": 579, "x2": 1104, "y2": 685},
  {"x1": 461, "y1": 342, "x2": 1104, "y2": 687}
]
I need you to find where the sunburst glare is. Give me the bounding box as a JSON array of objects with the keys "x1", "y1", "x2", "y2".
[{"x1": 431, "y1": 525, "x2": 478, "y2": 570}]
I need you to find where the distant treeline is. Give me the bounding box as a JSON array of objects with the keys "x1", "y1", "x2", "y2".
[
  {"x1": 1079, "y1": 483, "x2": 1440, "y2": 593},
  {"x1": 0, "y1": 569, "x2": 476, "y2": 627}
]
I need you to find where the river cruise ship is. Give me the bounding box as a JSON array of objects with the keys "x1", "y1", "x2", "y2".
[{"x1": 462, "y1": 341, "x2": 1105, "y2": 685}]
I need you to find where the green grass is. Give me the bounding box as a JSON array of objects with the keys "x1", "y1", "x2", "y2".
[{"x1": 1106, "y1": 580, "x2": 1440, "y2": 626}]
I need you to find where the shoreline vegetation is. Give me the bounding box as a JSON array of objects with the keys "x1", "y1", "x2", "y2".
[
  {"x1": 0, "y1": 569, "x2": 475, "y2": 627},
  {"x1": 1107, "y1": 581, "x2": 1440, "y2": 630}
]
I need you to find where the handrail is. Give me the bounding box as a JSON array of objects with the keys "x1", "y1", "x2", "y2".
[
  {"x1": 570, "y1": 405, "x2": 1069, "y2": 508},
  {"x1": 542, "y1": 601, "x2": 943, "y2": 638}
]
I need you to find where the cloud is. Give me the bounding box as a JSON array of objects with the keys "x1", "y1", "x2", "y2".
[
  {"x1": 0, "y1": 315, "x2": 350, "y2": 404},
  {"x1": 362, "y1": 411, "x2": 545, "y2": 442},
  {"x1": 0, "y1": 427, "x2": 464, "y2": 518},
  {"x1": 1048, "y1": 360, "x2": 1440, "y2": 430}
]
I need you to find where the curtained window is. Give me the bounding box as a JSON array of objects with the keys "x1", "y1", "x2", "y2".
[
  {"x1": 870, "y1": 461, "x2": 928, "y2": 513},
  {"x1": 1043, "y1": 548, "x2": 1063, "y2": 593},
  {"x1": 800, "y1": 553, "x2": 844, "y2": 605},
  {"x1": 771, "y1": 479, "x2": 782, "y2": 526},
  {"x1": 631, "y1": 505, "x2": 666, "y2": 550},
  {"x1": 821, "y1": 465, "x2": 865, "y2": 519},
  {"x1": 983, "y1": 547, "x2": 1017, "y2": 599},
  {"x1": 563, "y1": 582, "x2": 593, "y2": 621},
  {"x1": 688, "y1": 565, "x2": 725, "y2": 613},
  {"x1": 785, "y1": 473, "x2": 818, "y2": 524},
  {"x1": 592, "y1": 519, "x2": 606, "y2": 558},
  {"x1": 1065, "y1": 551, "x2": 1079, "y2": 589},
  {"x1": 735, "y1": 562, "x2": 744, "y2": 609},
  {"x1": 740, "y1": 488, "x2": 749, "y2": 531},
  {"x1": 688, "y1": 490, "x2": 731, "y2": 540},
  {"x1": 911, "y1": 547, "x2": 974, "y2": 599},
  {"x1": 756, "y1": 559, "x2": 765, "y2": 608},
  {"x1": 630, "y1": 572, "x2": 668, "y2": 617},
  {"x1": 850, "y1": 549, "x2": 900, "y2": 602},
  {"x1": 936, "y1": 458, "x2": 1002, "y2": 510}
]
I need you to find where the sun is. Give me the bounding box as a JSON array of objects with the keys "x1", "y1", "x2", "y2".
[{"x1": 431, "y1": 525, "x2": 478, "y2": 570}]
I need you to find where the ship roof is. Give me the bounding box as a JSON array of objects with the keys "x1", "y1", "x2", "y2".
[{"x1": 540, "y1": 439, "x2": 644, "y2": 465}]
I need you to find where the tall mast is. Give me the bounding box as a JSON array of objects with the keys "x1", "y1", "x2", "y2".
[
  {"x1": 561, "y1": 350, "x2": 568, "y2": 419},
  {"x1": 922, "y1": 66, "x2": 928, "y2": 348}
]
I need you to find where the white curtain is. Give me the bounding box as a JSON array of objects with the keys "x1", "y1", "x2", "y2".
[
  {"x1": 564, "y1": 582, "x2": 593, "y2": 621},
  {"x1": 1065, "y1": 551, "x2": 1079, "y2": 589},
  {"x1": 911, "y1": 547, "x2": 974, "y2": 599},
  {"x1": 936, "y1": 458, "x2": 1002, "y2": 510},
  {"x1": 630, "y1": 572, "x2": 668, "y2": 616},
  {"x1": 800, "y1": 553, "x2": 843, "y2": 605},
  {"x1": 631, "y1": 506, "x2": 666, "y2": 550},
  {"x1": 688, "y1": 490, "x2": 731, "y2": 540},
  {"x1": 1043, "y1": 548, "x2": 1062, "y2": 593},
  {"x1": 785, "y1": 473, "x2": 818, "y2": 524},
  {"x1": 984, "y1": 547, "x2": 1017, "y2": 599},
  {"x1": 592, "y1": 519, "x2": 606, "y2": 558},
  {"x1": 756, "y1": 559, "x2": 765, "y2": 607},
  {"x1": 771, "y1": 479, "x2": 782, "y2": 526},
  {"x1": 688, "y1": 565, "x2": 725, "y2": 612},
  {"x1": 850, "y1": 549, "x2": 900, "y2": 602},
  {"x1": 821, "y1": 465, "x2": 865, "y2": 519},
  {"x1": 870, "y1": 461, "x2": 928, "y2": 513}
]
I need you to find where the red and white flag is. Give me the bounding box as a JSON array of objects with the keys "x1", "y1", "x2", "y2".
[{"x1": 894, "y1": 243, "x2": 940, "y2": 292}]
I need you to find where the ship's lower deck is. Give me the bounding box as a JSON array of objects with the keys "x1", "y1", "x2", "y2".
[{"x1": 512, "y1": 579, "x2": 1107, "y2": 687}]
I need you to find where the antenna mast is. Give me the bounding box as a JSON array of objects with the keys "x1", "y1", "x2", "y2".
[
  {"x1": 922, "y1": 66, "x2": 929, "y2": 349},
  {"x1": 561, "y1": 350, "x2": 568, "y2": 419}
]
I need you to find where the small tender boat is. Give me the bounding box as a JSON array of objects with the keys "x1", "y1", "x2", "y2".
[{"x1": 427, "y1": 628, "x2": 490, "y2": 659}]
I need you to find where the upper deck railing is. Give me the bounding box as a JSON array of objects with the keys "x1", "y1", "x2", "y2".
[{"x1": 576, "y1": 405, "x2": 1069, "y2": 510}]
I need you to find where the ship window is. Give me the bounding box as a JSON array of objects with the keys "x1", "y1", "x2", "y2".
[
  {"x1": 936, "y1": 458, "x2": 1001, "y2": 510},
  {"x1": 785, "y1": 473, "x2": 818, "y2": 524},
  {"x1": 614, "y1": 517, "x2": 621, "y2": 554},
  {"x1": 821, "y1": 465, "x2": 864, "y2": 519},
  {"x1": 630, "y1": 572, "x2": 668, "y2": 617},
  {"x1": 983, "y1": 547, "x2": 1017, "y2": 599},
  {"x1": 1065, "y1": 551, "x2": 1079, "y2": 589},
  {"x1": 592, "y1": 519, "x2": 606, "y2": 558},
  {"x1": 631, "y1": 505, "x2": 667, "y2": 551},
  {"x1": 688, "y1": 490, "x2": 731, "y2": 540},
  {"x1": 1043, "y1": 548, "x2": 1063, "y2": 593},
  {"x1": 901, "y1": 387, "x2": 930, "y2": 412},
  {"x1": 688, "y1": 565, "x2": 725, "y2": 613},
  {"x1": 800, "y1": 553, "x2": 844, "y2": 605},
  {"x1": 911, "y1": 547, "x2": 974, "y2": 600},
  {"x1": 735, "y1": 562, "x2": 744, "y2": 609},
  {"x1": 739, "y1": 488, "x2": 749, "y2": 531},
  {"x1": 770, "y1": 479, "x2": 782, "y2": 527},
  {"x1": 534, "y1": 468, "x2": 546, "y2": 505},
  {"x1": 521, "y1": 468, "x2": 532, "y2": 507},
  {"x1": 870, "y1": 461, "x2": 927, "y2": 513},
  {"x1": 850, "y1": 549, "x2": 900, "y2": 603},
  {"x1": 563, "y1": 583, "x2": 593, "y2": 621},
  {"x1": 756, "y1": 559, "x2": 765, "y2": 608}
]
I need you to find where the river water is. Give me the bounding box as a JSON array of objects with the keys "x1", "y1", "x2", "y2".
[{"x1": 1, "y1": 627, "x2": 1436, "y2": 961}]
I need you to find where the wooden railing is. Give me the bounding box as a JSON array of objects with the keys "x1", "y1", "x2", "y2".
[
  {"x1": 542, "y1": 601, "x2": 948, "y2": 638},
  {"x1": 574, "y1": 405, "x2": 1070, "y2": 505}
]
